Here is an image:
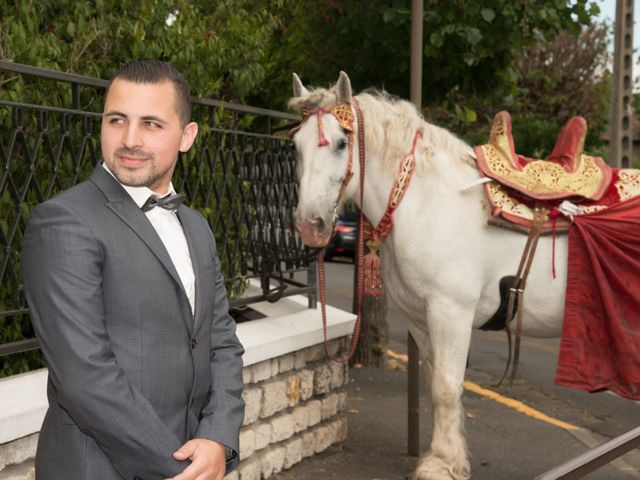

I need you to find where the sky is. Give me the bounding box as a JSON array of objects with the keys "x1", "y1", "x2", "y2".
[{"x1": 597, "y1": 0, "x2": 615, "y2": 19}]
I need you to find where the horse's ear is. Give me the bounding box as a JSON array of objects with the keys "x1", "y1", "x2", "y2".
[
  {"x1": 336, "y1": 71, "x2": 352, "y2": 104},
  {"x1": 292, "y1": 73, "x2": 309, "y2": 98}
]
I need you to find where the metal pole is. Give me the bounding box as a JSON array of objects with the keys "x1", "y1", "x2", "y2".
[
  {"x1": 408, "y1": 0, "x2": 424, "y2": 458},
  {"x1": 410, "y1": 0, "x2": 424, "y2": 108},
  {"x1": 610, "y1": 0, "x2": 634, "y2": 168},
  {"x1": 308, "y1": 257, "x2": 317, "y2": 309},
  {"x1": 71, "y1": 82, "x2": 80, "y2": 110},
  {"x1": 535, "y1": 425, "x2": 640, "y2": 480},
  {"x1": 352, "y1": 217, "x2": 361, "y2": 315},
  {"x1": 407, "y1": 331, "x2": 421, "y2": 456}
]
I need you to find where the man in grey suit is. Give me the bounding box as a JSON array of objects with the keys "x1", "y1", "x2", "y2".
[{"x1": 23, "y1": 60, "x2": 244, "y2": 480}]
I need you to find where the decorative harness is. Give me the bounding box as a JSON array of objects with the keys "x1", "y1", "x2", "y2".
[
  {"x1": 289, "y1": 102, "x2": 356, "y2": 227},
  {"x1": 290, "y1": 99, "x2": 422, "y2": 361},
  {"x1": 362, "y1": 128, "x2": 422, "y2": 296}
]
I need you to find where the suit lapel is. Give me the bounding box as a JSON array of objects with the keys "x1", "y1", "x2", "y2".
[
  {"x1": 176, "y1": 206, "x2": 208, "y2": 332},
  {"x1": 89, "y1": 166, "x2": 192, "y2": 326}
]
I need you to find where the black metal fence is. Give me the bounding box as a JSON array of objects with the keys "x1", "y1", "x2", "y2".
[{"x1": 0, "y1": 61, "x2": 314, "y2": 373}]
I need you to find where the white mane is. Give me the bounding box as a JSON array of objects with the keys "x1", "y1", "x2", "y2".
[
  {"x1": 289, "y1": 87, "x2": 476, "y2": 174},
  {"x1": 288, "y1": 85, "x2": 342, "y2": 110},
  {"x1": 355, "y1": 91, "x2": 476, "y2": 174}
]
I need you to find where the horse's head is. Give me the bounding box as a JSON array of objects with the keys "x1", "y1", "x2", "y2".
[{"x1": 289, "y1": 71, "x2": 357, "y2": 248}]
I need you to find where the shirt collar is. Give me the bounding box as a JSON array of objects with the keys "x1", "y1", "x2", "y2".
[{"x1": 102, "y1": 162, "x2": 177, "y2": 209}]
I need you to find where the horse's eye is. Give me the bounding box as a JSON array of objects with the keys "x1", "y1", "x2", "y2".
[{"x1": 336, "y1": 138, "x2": 347, "y2": 151}]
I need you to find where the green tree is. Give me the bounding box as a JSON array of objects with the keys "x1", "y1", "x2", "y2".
[
  {"x1": 1, "y1": 0, "x2": 282, "y2": 105},
  {"x1": 511, "y1": 24, "x2": 611, "y2": 159},
  {"x1": 255, "y1": 0, "x2": 600, "y2": 109},
  {"x1": 430, "y1": 23, "x2": 612, "y2": 159},
  {"x1": 257, "y1": 1, "x2": 611, "y2": 161}
]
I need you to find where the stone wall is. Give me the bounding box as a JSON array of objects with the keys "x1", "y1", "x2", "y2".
[
  {"x1": 0, "y1": 294, "x2": 355, "y2": 480},
  {"x1": 0, "y1": 340, "x2": 350, "y2": 480},
  {"x1": 230, "y1": 338, "x2": 349, "y2": 480},
  {"x1": 0, "y1": 435, "x2": 37, "y2": 480}
]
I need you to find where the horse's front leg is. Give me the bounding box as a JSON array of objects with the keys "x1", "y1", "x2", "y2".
[{"x1": 413, "y1": 297, "x2": 473, "y2": 480}]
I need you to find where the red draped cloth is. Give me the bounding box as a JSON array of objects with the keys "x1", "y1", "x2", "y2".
[{"x1": 556, "y1": 195, "x2": 640, "y2": 400}]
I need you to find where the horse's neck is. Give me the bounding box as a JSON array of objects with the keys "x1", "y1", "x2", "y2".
[
  {"x1": 354, "y1": 133, "x2": 481, "y2": 229},
  {"x1": 355, "y1": 153, "x2": 397, "y2": 227}
]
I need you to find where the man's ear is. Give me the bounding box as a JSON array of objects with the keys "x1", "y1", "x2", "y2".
[{"x1": 179, "y1": 121, "x2": 199, "y2": 152}]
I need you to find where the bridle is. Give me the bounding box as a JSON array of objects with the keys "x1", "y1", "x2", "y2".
[
  {"x1": 288, "y1": 102, "x2": 357, "y2": 229},
  {"x1": 290, "y1": 98, "x2": 421, "y2": 362},
  {"x1": 289, "y1": 100, "x2": 363, "y2": 362}
]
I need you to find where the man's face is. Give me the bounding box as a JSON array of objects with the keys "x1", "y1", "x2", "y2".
[{"x1": 101, "y1": 79, "x2": 197, "y2": 194}]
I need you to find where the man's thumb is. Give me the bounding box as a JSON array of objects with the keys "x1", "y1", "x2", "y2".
[
  {"x1": 173, "y1": 449, "x2": 188, "y2": 460},
  {"x1": 173, "y1": 441, "x2": 195, "y2": 460}
]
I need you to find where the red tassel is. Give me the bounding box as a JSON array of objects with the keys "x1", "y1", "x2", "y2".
[{"x1": 363, "y1": 250, "x2": 383, "y2": 297}]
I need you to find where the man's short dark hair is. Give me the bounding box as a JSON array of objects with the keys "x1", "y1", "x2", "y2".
[{"x1": 107, "y1": 59, "x2": 192, "y2": 126}]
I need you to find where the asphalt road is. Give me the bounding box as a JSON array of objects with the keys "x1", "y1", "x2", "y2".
[{"x1": 276, "y1": 258, "x2": 640, "y2": 480}]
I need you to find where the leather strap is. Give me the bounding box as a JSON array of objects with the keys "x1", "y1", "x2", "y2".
[
  {"x1": 318, "y1": 98, "x2": 364, "y2": 363},
  {"x1": 497, "y1": 206, "x2": 546, "y2": 387}
]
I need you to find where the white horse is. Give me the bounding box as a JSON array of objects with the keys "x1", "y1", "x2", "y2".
[{"x1": 290, "y1": 72, "x2": 569, "y2": 480}]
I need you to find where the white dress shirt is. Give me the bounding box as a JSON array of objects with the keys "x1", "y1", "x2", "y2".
[{"x1": 102, "y1": 163, "x2": 196, "y2": 313}]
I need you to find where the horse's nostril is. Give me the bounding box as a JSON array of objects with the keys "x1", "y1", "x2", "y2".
[{"x1": 312, "y1": 216, "x2": 326, "y2": 233}]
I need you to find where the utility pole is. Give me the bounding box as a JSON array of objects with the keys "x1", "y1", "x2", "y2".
[
  {"x1": 610, "y1": 0, "x2": 634, "y2": 168},
  {"x1": 407, "y1": 0, "x2": 423, "y2": 459}
]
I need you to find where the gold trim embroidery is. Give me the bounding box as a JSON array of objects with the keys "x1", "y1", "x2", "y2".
[
  {"x1": 479, "y1": 144, "x2": 606, "y2": 200},
  {"x1": 486, "y1": 171, "x2": 640, "y2": 226}
]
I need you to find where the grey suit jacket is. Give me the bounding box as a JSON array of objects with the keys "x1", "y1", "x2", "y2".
[{"x1": 23, "y1": 165, "x2": 245, "y2": 480}]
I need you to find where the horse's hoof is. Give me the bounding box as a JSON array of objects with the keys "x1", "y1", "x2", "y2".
[{"x1": 412, "y1": 455, "x2": 470, "y2": 480}]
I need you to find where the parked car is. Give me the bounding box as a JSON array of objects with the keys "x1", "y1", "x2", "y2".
[{"x1": 324, "y1": 211, "x2": 358, "y2": 262}]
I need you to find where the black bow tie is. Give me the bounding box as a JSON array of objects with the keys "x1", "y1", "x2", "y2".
[{"x1": 141, "y1": 193, "x2": 185, "y2": 213}]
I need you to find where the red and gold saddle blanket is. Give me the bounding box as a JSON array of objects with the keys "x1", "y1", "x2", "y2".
[
  {"x1": 474, "y1": 111, "x2": 640, "y2": 231},
  {"x1": 475, "y1": 111, "x2": 640, "y2": 401}
]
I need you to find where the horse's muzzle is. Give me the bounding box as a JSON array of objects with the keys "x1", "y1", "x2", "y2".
[{"x1": 295, "y1": 218, "x2": 332, "y2": 248}]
